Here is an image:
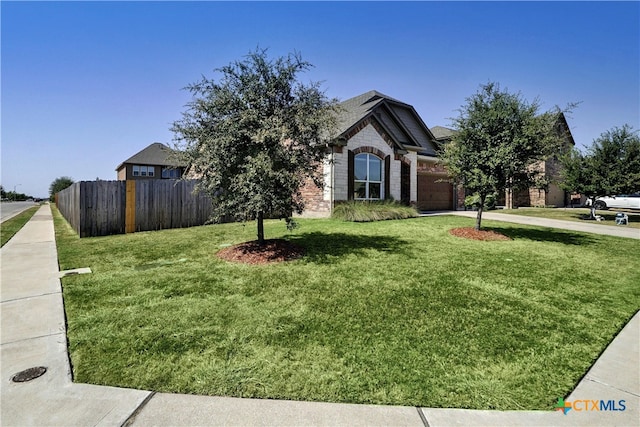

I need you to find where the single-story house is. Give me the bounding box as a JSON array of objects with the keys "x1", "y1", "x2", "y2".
[
  {"x1": 301, "y1": 90, "x2": 577, "y2": 216},
  {"x1": 116, "y1": 142, "x2": 185, "y2": 180},
  {"x1": 301, "y1": 90, "x2": 459, "y2": 216}
]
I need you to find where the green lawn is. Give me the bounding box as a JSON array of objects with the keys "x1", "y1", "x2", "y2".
[
  {"x1": 54, "y1": 207, "x2": 640, "y2": 410},
  {"x1": 500, "y1": 207, "x2": 640, "y2": 229},
  {"x1": 1, "y1": 206, "x2": 39, "y2": 247}
]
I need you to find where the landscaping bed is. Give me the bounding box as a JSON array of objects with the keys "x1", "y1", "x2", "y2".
[
  {"x1": 331, "y1": 200, "x2": 418, "y2": 222},
  {"x1": 53, "y1": 207, "x2": 640, "y2": 410}
]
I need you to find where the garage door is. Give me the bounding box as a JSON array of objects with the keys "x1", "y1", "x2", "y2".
[{"x1": 417, "y1": 174, "x2": 453, "y2": 211}]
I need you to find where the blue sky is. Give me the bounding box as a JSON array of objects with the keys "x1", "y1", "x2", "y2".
[{"x1": 2, "y1": 1, "x2": 639, "y2": 198}]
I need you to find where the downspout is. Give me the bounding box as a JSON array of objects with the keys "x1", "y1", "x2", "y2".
[{"x1": 330, "y1": 145, "x2": 334, "y2": 215}]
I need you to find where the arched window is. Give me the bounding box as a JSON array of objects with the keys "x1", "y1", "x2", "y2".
[{"x1": 354, "y1": 153, "x2": 383, "y2": 199}]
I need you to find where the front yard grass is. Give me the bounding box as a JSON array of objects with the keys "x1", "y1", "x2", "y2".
[
  {"x1": 500, "y1": 207, "x2": 640, "y2": 229},
  {"x1": 53, "y1": 207, "x2": 639, "y2": 410}
]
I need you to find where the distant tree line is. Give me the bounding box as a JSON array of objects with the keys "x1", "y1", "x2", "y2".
[{"x1": 0, "y1": 185, "x2": 33, "y2": 201}]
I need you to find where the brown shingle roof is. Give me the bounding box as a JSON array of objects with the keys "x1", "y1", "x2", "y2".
[
  {"x1": 115, "y1": 142, "x2": 184, "y2": 171},
  {"x1": 337, "y1": 90, "x2": 439, "y2": 155},
  {"x1": 430, "y1": 126, "x2": 457, "y2": 141}
]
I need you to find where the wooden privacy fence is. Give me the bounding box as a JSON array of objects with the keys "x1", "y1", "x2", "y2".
[{"x1": 56, "y1": 180, "x2": 213, "y2": 237}]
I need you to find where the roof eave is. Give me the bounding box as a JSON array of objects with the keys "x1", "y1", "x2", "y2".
[
  {"x1": 338, "y1": 112, "x2": 408, "y2": 152},
  {"x1": 379, "y1": 102, "x2": 420, "y2": 147}
]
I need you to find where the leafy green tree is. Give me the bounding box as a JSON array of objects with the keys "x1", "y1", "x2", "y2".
[
  {"x1": 560, "y1": 124, "x2": 640, "y2": 219},
  {"x1": 49, "y1": 176, "x2": 74, "y2": 201},
  {"x1": 172, "y1": 49, "x2": 339, "y2": 244},
  {"x1": 441, "y1": 82, "x2": 570, "y2": 230},
  {"x1": 6, "y1": 191, "x2": 29, "y2": 201},
  {"x1": 0, "y1": 186, "x2": 6, "y2": 199}
]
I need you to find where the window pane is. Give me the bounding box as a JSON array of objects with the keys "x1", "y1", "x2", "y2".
[
  {"x1": 355, "y1": 155, "x2": 368, "y2": 180},
  {"x1": 141, "y1": 166, "x2": 147, "y2": 176},
  {"x1": 369, "y1": 156, "x2": 382, "y2": 181},
  {"x1": 354, "y1": 182, "x2": 366, "y2": 199},
  {"x1": 162, "y1": 168, "x2": 169, "y2": 178},
  {"x1": 148, "y1": 166, "x2": 154, "y2": 177},
  {"x1": 133, "y1": 165, "x2": 140, "y2": 176},
  {"x1": 369, "y1": 183, "x2": 381, "y2": 199}
]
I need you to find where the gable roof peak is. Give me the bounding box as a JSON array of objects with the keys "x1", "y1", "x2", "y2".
[{"x1": 340, "y1": 90, "x2": 406, "y2": 107}]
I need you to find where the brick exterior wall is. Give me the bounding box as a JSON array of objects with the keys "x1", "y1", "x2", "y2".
[
  {"x1": 297, "y1": 160, "x2": 332, "y2": 217},
  {"x1": 417, "y1": 161, "x2": 448, "y2": 174},
  {"x1": 299, "y1": 178, "x2": 331, "y2": 217}
]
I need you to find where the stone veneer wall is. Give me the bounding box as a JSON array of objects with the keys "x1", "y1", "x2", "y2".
[
  {"x1": 524, "y1": 159, "x2": 567, "y2": 208},
  {"x1": 334, "y1": 124, "x2": 400, "y2": 201},
  {"x1": 528, "y1": 188, "x2": 546, "y2": 207},
  {"x1": 301, "y1": 120, "x2": 418, "y2": 215}
]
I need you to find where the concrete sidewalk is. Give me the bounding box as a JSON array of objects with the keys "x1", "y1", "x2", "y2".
[
  {"x1": 1, "y1": 204, "x2": 638, "y2": 426},
  {"x1": 428, "y1": 210, "x2": 640, "y2": 239},
  {"x1": 1, "y1": 205, "x2": 150, "y2": 426}
]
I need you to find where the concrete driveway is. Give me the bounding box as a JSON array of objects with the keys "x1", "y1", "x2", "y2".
[{"x1": 423, "y1": 210, "x2": 640, "y2": 239}]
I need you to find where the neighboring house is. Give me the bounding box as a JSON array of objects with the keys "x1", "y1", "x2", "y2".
[
  {"x1": 434, "y1": 115, "x2": 576, "y2": 209},
  {"x1": 508, "y1": 113, "x2": 576, "y2": 208},
  {"x1": 116, "y1": 143, "x2": 185, "y2": 180},
  {"x1": 301, "y1": 90, "x2": 457, "y2": 216}
]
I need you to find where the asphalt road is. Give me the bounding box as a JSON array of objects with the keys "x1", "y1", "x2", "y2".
[{"x1": 0, "y1": 201, "x2": 38, "y2": 222}]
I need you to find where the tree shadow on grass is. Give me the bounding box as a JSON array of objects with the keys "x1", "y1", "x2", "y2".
[
  {"x1": 485, "y1": 226, "x2": 597, "y2": 246},
  {"x1": 286, "y1": 232, "x2": 411, "y2": 264}
]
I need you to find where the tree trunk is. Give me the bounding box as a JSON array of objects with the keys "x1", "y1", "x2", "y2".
[
  {"x1": 257, "y1": 211, "x2": 265, "y2": 244},
  {"x1": 475, "y1": 194, "x2": 486, "y2": 231}
]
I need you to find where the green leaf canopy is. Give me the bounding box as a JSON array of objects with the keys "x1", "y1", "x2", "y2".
[
  {"x1": 172, "y1": 49, "x2": 339, "y2": 242},
  {"x1": 441, "y1": 82, "x2": 570, "y2": 230}
]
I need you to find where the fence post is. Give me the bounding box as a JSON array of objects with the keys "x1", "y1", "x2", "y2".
[{"x1": 125, "y1": 180, "x2": 136, "y2": 233}]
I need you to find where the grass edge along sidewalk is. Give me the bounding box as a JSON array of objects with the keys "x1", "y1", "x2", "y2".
[
  {"x1": 1, "y1": 206, "x2": 40, "y2": 247},
  {"x1": 53, "y1": 206, "x2": 640, "y2": 411},
  {"x1": 499, "y1": 207, "x2": 640, "y2": 229}
]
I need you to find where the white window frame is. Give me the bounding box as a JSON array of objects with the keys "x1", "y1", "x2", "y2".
[
  {"x1": 354, "y1": 153, "x2": 383, "y2": 200},
  {"x1": 132, "y1": 165, "x2": 154, "y2": 177}
]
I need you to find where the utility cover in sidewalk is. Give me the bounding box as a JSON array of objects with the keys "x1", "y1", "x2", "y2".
[{"x1": 11, "y1": 366, "x2": 47, "y2": 383}]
